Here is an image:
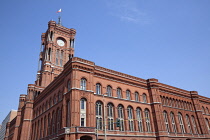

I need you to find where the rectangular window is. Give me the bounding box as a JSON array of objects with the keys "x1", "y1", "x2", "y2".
[{"x1": 81, "y1": 118, "x2": 85, "y2": 126}]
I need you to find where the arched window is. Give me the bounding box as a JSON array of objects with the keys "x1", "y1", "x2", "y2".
[
  {"x1": 202, "y1": 106, "x2": 205, "y2": 114},
  {"x1": 205, "y1": 118, "x2": 210, "y2": 134},
  {"x1": 170, "y1": 112, "x2": 177, "y2": 133},
  {"x1": 107, "y1": 103, "x2": 114, "y2": 130},
  {"x1": 163, "y1": 111, "x2": 170, "y2": 132},
  {"x1": 162, "y1": 96, "x2": 166, "y2": 105},
  {"x1": 186, "y1": 115, "x2": 192, "y2": 133},
  {"x1": 52, "y1": 111, "x2": 56, "y2": 134},
  {"x1": 126, "y1": 90, "x2": 131, "y2": 100},
  {"x1": 67, "y1": 101, "x2": 70, "y2": 127},
  {"x1": 142, "y1": 93, "x2": 147, "y2": 103},
  {"x1": 60, "y1": 51, "x2": 63, "y2": 66},
  {"x1": 191, "y1": 115, "x2": 198, "y2": 134},
  {"x1": 136, "y1": 108, "x2": 143, "y2": 132},
  {"x1": 53, "y1": 95, "x2": 57, "y2": 104},
  {"x1": 169, "y1": 98, "x2": 172, "y2": 107},
  {"x1": 165, "y1": 97, "x2": 168, "y2": 106},
  {"x1": 45, "y1": 101, "x2": 48, "y2": 110},
  {"x1": 206, "y1": 107, "x2": 209, "y2": 115},
  {"x1": 44, "y1": 116, "x2": 47, "y2": 137},
  {"x1": 67, "y1": 80, "x2": 71, "y2": 92},
  {"x1": 48, "y1": 114, "x2": 51, "y2": 135},
  {"x1": 127, "y1": 106, "x2": 134, "y2": 131},
  {"x1": 56, "y1": 50, "x2": 59, "y2": 65},
  {"x1": 178, "y1": 112, "x2": 185, "y2": 133},
  {"x1": 145, "y1": 109, "x2": 151, "y2": 132},
  {"x1": 96, "y1": 83, "x2": 101, "y2": 95},
  {"x1": 96, "y1": 101, "x2": 103, "y2": 130},
  {"x1": 117, "y1": 105, "x2": 125, "y2": 131},
  {"x1": 57, "y1": 109, "x2": 61, "y2": 132},
  {"x1": 135, "y1": 92, "x2": 139, "y2": 101},
  {"x1": 107, "y1": 85, "x2": 112, "y2": 97},
  {"x1": 80, "y1": 99, "x2": 86, "y2": 127},
  {"x1": 80, "y1": 78, "x2": 87, "y2": 90},
  {"x1": 117, "y1": 88, "x2": 122, "y2": 98}
]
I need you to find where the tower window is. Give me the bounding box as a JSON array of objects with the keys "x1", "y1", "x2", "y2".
[
  {"x1": 56, "y1": 50, "x2": 59, "y2": 65},
  {"x1": 60, "y1": 51, "x2": 63, "y2": 66}
]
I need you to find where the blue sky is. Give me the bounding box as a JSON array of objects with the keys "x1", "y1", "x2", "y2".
[{"x1": 0, "y1": 0, "x2": 210, "y2": 123}]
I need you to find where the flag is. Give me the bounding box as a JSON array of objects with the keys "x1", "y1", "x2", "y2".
[{"x1": 57, "y1": 9, "x2": 62, "y2": 13}]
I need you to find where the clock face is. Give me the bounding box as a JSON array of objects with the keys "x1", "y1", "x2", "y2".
[{"x1": 57, "y1": 39, "x2": 65, "y2": 46}]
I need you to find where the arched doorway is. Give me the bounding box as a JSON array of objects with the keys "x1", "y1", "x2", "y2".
[{"x1": 80, "y1": 135, "x2": 92, "y2": 140}]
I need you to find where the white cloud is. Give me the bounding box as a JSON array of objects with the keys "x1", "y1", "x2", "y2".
[{"x1": 106, "y1": 0, "x2": 152, "y2": 24}]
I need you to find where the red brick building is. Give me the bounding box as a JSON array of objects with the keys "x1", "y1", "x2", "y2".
[{"x1": 5, "y1": 20, "x2": 210, "y2": 140}]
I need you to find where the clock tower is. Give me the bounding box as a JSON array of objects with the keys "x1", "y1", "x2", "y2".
[{"x1": 36, "y1": 20, "x2": 76, "y2": 87}]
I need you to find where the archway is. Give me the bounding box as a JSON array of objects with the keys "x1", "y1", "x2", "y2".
[{"x1": 80, "y1": 135, "x2": 92, "y2": 140}]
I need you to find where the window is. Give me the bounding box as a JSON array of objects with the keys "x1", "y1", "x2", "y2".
[
  {"x1": 107, "y1": 85, "x2": 112, "y2": 97},
  {"x1": 186, "y1": 115, "x2": 192, "y2": 133},
  {"x1": 117, "y1": 88, "x2": 122, "y2": 98},
  {"x1": 67, "y1": 101, "x2": 70, "y2": 127},
  {"x1": 52, "y1": 111, "x2": 55, "y2": 134},
  {"x1": 80, "y1": 78, "x2": 87, "y2": 90},
  {"x1": 81, "y1": 118, "x2": 85, "y2": 127},
  {"x1": 56, "y1": 50, "x2": 59, "y2": 65},
  {"x1": 80, "y1": 99, "x2": 85, "y2": 109},
  {"x1": 163, "y1": 111, "x2": 170, "y2": 132},
  {"x1": 135, "y1": 92, "x2": 139, "y2": 101},
  {"x1": 96, "y1": 101, "x2": 103, "y2": 130},
  {"x1": 205, "y1": 118, "x2": 210, "y2": 134},
  {"x1": 191, "y1": 115, "x2": 198, "y2": 134},
  {"x1": 53, "y1": 95, "x2": 57, "y2": 104},
  {"x1": 142, "y1": 93, "x2": 147, "y2": 103},
  {"x1": 170, "y1": 112, "x2": 177, "y2": 133},
  {"x1": 206, "y1": 107, "x2": 209, "y2": 115},
  {"x1": 57, "y1": 109, "x2": 61, "y2": 132},
  {"x1": 136, "y1": 108, "x2": 143, "y2": 132},
  {"x1": 48, "y1": 114, "x2": 51, "y2": 135},
  {"x1": 96, "y1": 83, "x2": 101, "y2": 94},
  {"x1": 118, "y1": 105, "x2": 125, "y2": 131},
  {"x1": 80, "y1": 99, "x2": 86, "y2": 127},
  {"x1": 178, "y1": 112, "x2": 185, "y2": 133},
  {"x1": 60, "y1": 51, "x2": 63, "y2": 66},
  {"x1": 67, "y1": 80, "x2": 71, "y2": 92},
  {"x1": 145, "y1": 109, "x2": 151, "y2": 132},
  {"x1": 127, "y1": 106, "x2": 134, "y2": 131},
  {"x1": 126, "y1": 90, "x2": 131, "y2": 100},
  {"x1": 202, "y1": 106, "x2": 205, "y2": 114},
  {"x1": 107, "y1": 103, "x2": 114, "y2": 130}
]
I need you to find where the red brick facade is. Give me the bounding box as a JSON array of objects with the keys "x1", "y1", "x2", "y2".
[{"x1": 5, "y1": 21, "x2": 210, "y2": 140}]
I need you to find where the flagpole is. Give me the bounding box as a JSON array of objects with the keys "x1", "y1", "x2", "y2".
[{"x1": 57, "y1": 9, "x2": 62, "y2": 25}]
